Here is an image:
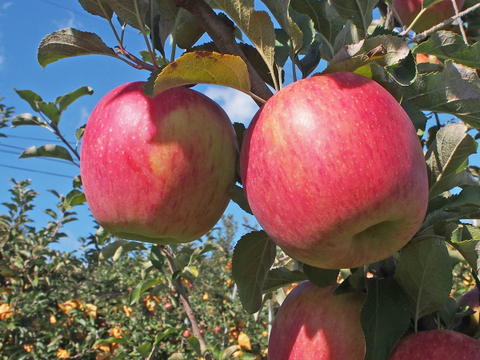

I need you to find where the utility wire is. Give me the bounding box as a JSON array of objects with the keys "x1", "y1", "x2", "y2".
[
  {"x1": 0, "y1": 164, "x2": 75, "y2": 179},
  {"x1": 4, "y1": 135, "x2": 69, "y2": 144},
  {"x1": 0, "y1": 149, "x2": 77, "y2": 166}
]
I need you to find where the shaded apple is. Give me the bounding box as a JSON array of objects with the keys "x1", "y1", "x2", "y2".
[
  {"x1": 389, "y1": 329, "x2": 480, "y2": 359},
  {"x1": 240, "y1": 72, "x2": 428, "y2": 269},
  {"x1": 81, "y1": 82, "x2": 238, "y2": 244},
  {"x1": 393, "y1": 0, "x2": 465, "y2": 33},
  {"x1": 268, "y1": 281, "x2": 366, "y2": 360},
  {"x1": 457, "y1": 287, "x2": 480, "y2": 336}
]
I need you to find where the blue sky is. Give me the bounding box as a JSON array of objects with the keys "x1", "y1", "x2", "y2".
[{"x1": 0, "y1": 0, "x2": 259, "y2": 252}]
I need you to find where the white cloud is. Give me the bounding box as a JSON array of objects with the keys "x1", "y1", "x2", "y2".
[
  {"x1": 2, "y1": 2, "x2": 11, "y2": 10},
  {"x1": 204, "y1": 86, "x2": 259, "y2": 126},
  {"x1": 54, "y1": 11, "x2": 81, "y2": 29},
  {"x1": 79, "y1": 106, "x2": 90, "y2": 127}
]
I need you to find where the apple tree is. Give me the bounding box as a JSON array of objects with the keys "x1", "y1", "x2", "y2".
[{"x1": 7, "y1": 0, "x2": 480, "y2": 359}]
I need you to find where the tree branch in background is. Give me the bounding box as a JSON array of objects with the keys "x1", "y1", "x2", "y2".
[
  {"x1": 174, "y1": 0, "x2": 274, "y2": 103},
  {"x1": 161, "y1": 245, "x2": 212, "y2": 360},
  {"x1": 407, "y1": 2, "x2": 480, "y2": 43}
]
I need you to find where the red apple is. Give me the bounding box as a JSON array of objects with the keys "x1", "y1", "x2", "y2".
[
  {"x1": 393, "y1": 0, "x2": 465, "y2": 33},
  {"x1": 457, "y1": 287, "x2": 480, "y2": 336},
  {"x1": 389, "y1": 329, "x2": 480, "y2": 359},
  {"x1": 81, "y1": 82, "x2": 238, "y2": 244},
  {"x1": 183, "y1": 329, "x2": 191, "y2": 338},
  {"x1": 268, "y1": 281, "x2": 366, "y2": 360},
  {"x1": 240, "y1": 72, "x2": 428, "y2": 269}
]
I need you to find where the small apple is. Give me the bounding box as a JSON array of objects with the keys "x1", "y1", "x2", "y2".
[
  {"x1": 393, "y1": 0, "x2": 465, "y2": 33},
  {"x1": 183, "y1": 329, "x2": 191, "y2": 338},
  {"x1": 240, "y1": 72, "x2": 428, "y2": 269},
  {"x1": 456, "y1": 287, "x2": 480, "y2": 336},
  {"x1": 389, "y1": 329, "x2": 480, "y2": 359},
  {"x1": 81, "y1": 82, "x2": 238, "y2": 244},
  {"x1": 268, "y1": 281, "x2": 366, "y2": 360},
  {"x1": 214, "y1": 325, "x2": 221, "y2": 334}
]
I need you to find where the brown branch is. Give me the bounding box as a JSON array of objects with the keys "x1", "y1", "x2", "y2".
[
  {"x1": 161, "y1": 245, "x2": 212, "y2": 360},
  {"x1": 407, "y1": 2, "x2": 480, "y2": 43},
  {"x1": 173, "y1": 0, "x2": 274, "y2": 104}
]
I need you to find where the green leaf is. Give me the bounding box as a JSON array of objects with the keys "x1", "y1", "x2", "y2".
[
  {"x1": 14, "y1": 89, "x2": 43, "y2": 112},
  {"x1": 172, "y1": 9, "x2": 205, "y2": 49},
  {"x1": 263, "y1": 267, "x2": 307, "y2": 293},
  {"x1": 325, "y1": 35, "x2": 410, "y2": 76},
  {"x1": 229, "y1": 185, "x2": 253, "y2": 215},
  {"x1": 394, "y1": 237, "x2": 453, "y2": 325},
  {"x1": 152, "y1": 51, "x2": 251, "y2": 96},
  {"x1": 302, "y1": 264, "x2": 339, "y2": 288},
  {"x1": 104, "y1": 0, "x2": 149, "y2": 30},
  {"x1": 186, "y1": 336, "x2": 202, "y2": 356},
  {"x1": 331, "y1": 0, "x2": 378, "y2": 38},
  {"x1": 55, "y1": 86, "x2": 94, "y2": 113},
  {"x1": 401, "y1": 101, "x2": 428, "y2": 135},
  {"x1": 37, "y1": 102, "x2": 61, "y2": 124},
  {"x1": 78, "y1": 0, "x2": 113, "y2": 19},
  {"x1": 137, "y1": 342, "x2": 152, "y2": 358},
  {"x1": 361, "y1": 278, "x2": 411, "y2": 360},
  {"x1": 450, "y1": 224, "x2": 480, "y2": 274},
  {"x1": 11, "y1": 113, "x2": 50, "y2": 129},
  {"x1": 425, "y1": 123, "x2": 478, "y2": 199},
  {"x1": 37, "y1": 28, "x2": 116, "y2": 68},
  {"x1": 212, "y1": 0, "x2": 276, "y2": 87},
  {"x1": 64, "y1": 189, "x2": 86, "y2": 208},
  {"x1": 402, "y1": 61, "x2": 480, "y2": 128},
  {"x1": 130, "y1": 278, "x2": 163, "y2": 304},
  {"x1": 153, "y1": 327, "x2": 180, "y2": 346},
  {"x1": 291, "y1": 0, "x2": 342, "y2": 52},
  {"x1": 100, "y1": 239, "x2": 147, "y2": 261},
  {"x1": 94, "y1": 336, "x2": 130, "y2": 347},
  {"x1": 260, "y1": 0, "x2": 308, "y2": 52},
  {"x1": 232, "y1": 230, "x2": 276, "y2": 314},
  {"x1": 414, "y1": 31, "x2": 480, "y2": 70},
  {"x1": 150, "y1": 245, "x2": 166, "y2": 270},
  {"x1": 19, "y1": 145, "x2": 75, "y2": 164}
]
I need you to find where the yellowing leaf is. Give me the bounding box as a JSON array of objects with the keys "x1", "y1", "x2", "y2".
[{"x1": 153, "y1": 51, "x2": 250, "y2": 96}]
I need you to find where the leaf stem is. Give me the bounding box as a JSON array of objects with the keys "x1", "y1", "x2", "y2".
[{"x1": 134, "y1": 0, "x2": 158, "y2": 69}]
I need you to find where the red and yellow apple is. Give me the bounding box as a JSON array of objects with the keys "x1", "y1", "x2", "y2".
[
  {"x1": 268, "y1": 281, "x2": 366, "y2": 360},
  {"x1": 389, "y1": 329, "x2": 480, "y2": 359},
  {"x1": 393, "y1": 0, "x2": 465, "y2": 33},
  {"x1": 80, "y1": 82, "x2": 238, "y2": 244},
  {"x1": 240, "y1": 72, "x2": 428, "y2": 269}
]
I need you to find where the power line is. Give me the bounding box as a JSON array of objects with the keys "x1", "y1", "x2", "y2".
[
  {"x1": 4, "y1": 135, "x2": 69, "y2": 144},
  {"x1": 0, "y1": 164, "x2": 75, "y2": 179},
  {"x1": 0, "y1": 149, "x2": 77, "y2": 166}
]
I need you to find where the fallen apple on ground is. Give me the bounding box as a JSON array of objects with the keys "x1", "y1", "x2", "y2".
[
  {"x1": 268, "y1": 281, "x2": 366, "y2": 360},
  {"x1": 81, "y1": 82, "x2": 238, "y2": 244},
  {"x1": 240, "y1": 72, "x2": 428, "y2": 269},
  {"x1": 393, "y1": 0, "x2": 465, "y2": 33},
  {"x1": 389, "y1": 329, "x2": 480, "y2": 359}
]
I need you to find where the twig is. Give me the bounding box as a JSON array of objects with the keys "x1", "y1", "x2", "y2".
[
  {"x1": 451, "y1": 0, "x2": 468, "y2": 44},
  {"x1": 114, "y1": 47, "x2": 156, "y2": 71},
  {"x1": 161, "y1": 245, "x2": 212, "y2": 360},
  {"x1": 407, "y1": 2, "x2": 480, "y2": 43},
  {"x1": 173, "y1": 0, "x2": 274, "y2": 104}
]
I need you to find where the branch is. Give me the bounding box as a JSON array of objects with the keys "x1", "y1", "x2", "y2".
[
  {"x1": 173, "y1": 0, "x2": 274, "y2": 103},
  {"x1": 161, "y1": 245, "x2": 212, "y2": 360},
  {"x1": 407, "y1": 2, "x2": 480, "y2": 43}
]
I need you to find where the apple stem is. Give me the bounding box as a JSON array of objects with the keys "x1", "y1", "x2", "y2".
[{"x1": 161, "y1": 245, "x2": 212, "y2": 360}]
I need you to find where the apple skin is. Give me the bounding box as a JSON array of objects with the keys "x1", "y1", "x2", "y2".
[
  {"x1": 389, "y1": 329, "x2": 480, "y2": 359},
  {"x1": 457, "y1": 287, "x2": 480, "y2": 336},
  {"x1": 393, "y1": 0, "x2": 465, "y2": 33},
  {"x1": 268, "y1": 281, "x2": 366, "y2": 360},
  {"x1": 80, "y1": 82, "x2": 238, "y2": 244},
  {"x1": 240, "y1": 72, "x2": 428, "y2": 269}
]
